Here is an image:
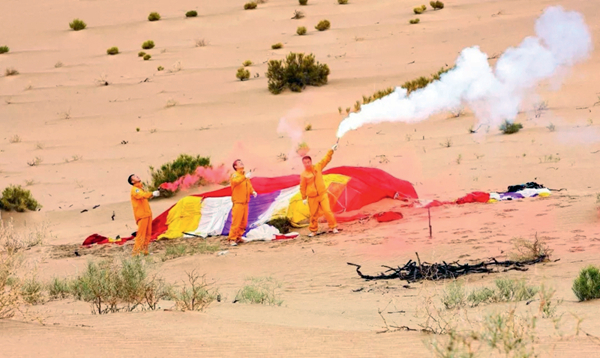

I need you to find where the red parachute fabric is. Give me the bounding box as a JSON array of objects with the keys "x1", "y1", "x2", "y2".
[
  {"x1": 82, "y1": 167, "x2": 418, "y2": 246},
  {"x1": 455, "y1": 192, "x2": 490, "y2": 205},
  {"x1": 374, "y1": 211, "x2": 404, "y2": 223}
]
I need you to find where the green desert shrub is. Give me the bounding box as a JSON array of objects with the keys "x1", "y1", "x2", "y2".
[
  {"x1": 244, "y1": 2, "x2": 258, "y2": 9},
  {"x1": 414, "y1": 5, "x2": 426, "y2": 14},
  {"x1": 141, "y1": 40, "x2": 155, "y2": 50},
  {"x1": 297, "y1": 26, "x2": 307, "y2": 35},
  {"x1": 235, "y1": 277, "x2": 282, "y2": 306},
  {"x1": 271, "y1": 42, "x2": 283, "y2": 49},
  {"x1": 148, "y1": 12, "x2": 161, "y2": 21},
  {"x1": 441, "y1": 280, "x2": 466, "y2": 309},
  {"x1": 572, "y1": 265, "x2": 600, "y2": 301},
  {"x1": 467, "y1": 279, "x2": 538, "y2": 307},
  {"x1": 430, "y1": 0, "x2": 444, "y2": 9},
  {"x1": 242, "y1": 60, "x2": 253, "y2": 67},
  {"x1": 143, "y1": 54, "x2": 151, "y2": 61},
  {"x1": 69, "y1": 19, "x2": 87, "y2": 31},
  {"x1": 266, "y1": 52, "x2": 329, "y2": 94},
  {"x1": 186, "y1": 10, "x2": 198, "y2": 18},
  {"x1": 338, "y1": 0, "x2": 348, "y2": 4},
  {"x1": 146, "y1": 154, "x2": 211, "y2": 192},
  {"x1": 315, "y1": 19, "x2": 330, "y2": 31},
  {"x1": 299, "y1": 0, "x2": 308, "y2": 5},
  {"x1": 171, "y1": 271, "x2": 218, "y2": 311},
  {"x1": 0, "y1": 46, "x2": 9, "y2": 54},
  {"x1": 401, "y1": 66, "x2": 452, "y2": 94},
  {"x1": 20, "y1": 277, "x2": 45, "y2": 305},
  {"x1": 0, "y1": 185, "x2": 41, "y2": 212},
  {"x1": 157, "y1": 66, "x2": 164, "y2": 71},
  {"x1": 236, "y1": 67, "x2": 250, "y2": 81},
  {"x1": 106, "y1": 47, "x2": 119, "y2": 55},
  {"x1": 409, "y1": 18, "x2": 420, "y2": 24},
  {"x1": 138, "y1": 51, "x2": 146, "y2": 57},
  {"x1": 48, "y1": 277, "x2": 71, "y2": 300},
  {"x1": 499, "y1": 120, "x2": 523, "y2": 134}
]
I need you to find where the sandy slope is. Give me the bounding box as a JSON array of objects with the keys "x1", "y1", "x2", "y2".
[{"x1": 2, "y1": 0, "x2": 600, "y2": 356}]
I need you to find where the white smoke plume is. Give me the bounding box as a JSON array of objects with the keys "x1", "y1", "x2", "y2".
[{"x1": 336, "y1": 6, "x2": 593, "y2": 138}]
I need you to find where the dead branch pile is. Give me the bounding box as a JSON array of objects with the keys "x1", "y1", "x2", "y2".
[{"x1": 348, "y1": 252, "x2": 556, "y2": 282}]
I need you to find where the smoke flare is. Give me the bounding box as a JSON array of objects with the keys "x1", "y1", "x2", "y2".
[{"x1": 336, "y1": 6, "x2": 592, "y2": 138}]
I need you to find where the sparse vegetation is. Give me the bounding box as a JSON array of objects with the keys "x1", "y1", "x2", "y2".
[
  {"x1": 305, "y1": 124, "x2": 312, "y2": 131},
  {"x1": 142, "y1": 40, "x2": 155, "y2": 50},
  {"x1": 500, "y1": 120, "x2": 523, "y2": 134},
  {"x1": 244, "y1": 2, "x2": 258, "y2": 10},
  {"x1": 148, "y1": 12, "x2": 161, "y2": 21},
  {"x1": 171, "y1": 270, "x2": 218, "y2": 311},
  {"x1": 157, "y1": 66, "x2": 164, "y2": 71},
  {"x1": 338, "y1": 0, "x2": 349, "y2": 4},
  {"x1": 430, "y1": 0, "x2": 444, "y2": 10},
  {"x1": 106, "y1": 47, "x2": 119, "y2": 55},
  {"x1": 138, "y1": 51, "x2": 146, "y2": 57},
  {"x1": 469, "y1": 279, "x2": 539, "y2": 307},
  {"x1": 266, "y1": 217, "x2": 293, "y2": 234},
  {"x1": 186, "y1": 10, "x2": 198, "y2": 18},
  {"x1": 195, "y1": 38, "x2": 208, "y2": 47},
  {"x1": 0, "y1": 218, "x2": 49, "y2": 252},
  {"x1": 69, "y1": 19, "x2": 87, "y2": 31},
  {"x1": 297, "y1": 26, "x2": 307, "y2": 35},
  {"x1": 271, "y1": 42, "x2": 283, "y2": 50},
  {"x1": 266, "y1": 52, "x2": 329, "y2": 94},
  {"x1": 414, "y1": 5, "x2": 426, "y2": 14},
  {"x1": 572, "y1": 265, "x2": 600, "y2": 302},
  {"x1": 48, "y1": 277, "x2": 71, "y2": 300},
  {"x1": 0, "y1": 46, "x2": 9, "y2": 54},
  {"x1": 20, "y1": 276, "x2": 44, "y2": 305},
  {"x1": 235, "y1": 277, "x2": 282, "y2": 306},
  {"x1": 0, "y1": 185, "x2": 41, "y2": 212},
  {"x1": 440, "y1": 138, "x2": 452, "y2": 148},
  {"x1": 315, "y1": 20, "x2": 331, "y2": 31},
  {"x1": 143, "y1": 54, "x2": 152, "y2": 61},
  {"x1": 162, "y1": 242, "x2": 221, "y2": 262},
  {"x1": 146, "y1": 154, "x2": 211, "y2": 192},
  {"x1": 547, "y1": 123, "x2": 556, "y2": 132},
  {"x1": 299, "y1": 0, "x2": 308, "y2": 5},
  {"x1": 236, "y1": 67, "x2": 250, "y2": 81},
  {"x1": 292, "y1": 10, "x2": 305, "y2": 19},
  {"x1": 54, "y1": 61, "x2": 64, "y2": 68},
  {"x1": 5, "y1": 68, "x2": 19, "y2": 76},
  {"x1": 401, "y1": 66, "x2": 452, "y2": 94},
  {"x1": 27, "y1": 157, "x2": 43, "y2": 167},
  {"x1": 9, "y1": 135, "x2": 21, "y2": 144},
  {"x1": 441, "y1": 281, "x2": 465, "y2": 309},
  {"x1": 409, "y1": 18, "x2": 420, "y2": 24},
  {"x1": 509, "y1": 235, "x2": 552, "y2": 262},
  {"x1": 243, "y1": 60, "x2": 253, "y2": 67}
]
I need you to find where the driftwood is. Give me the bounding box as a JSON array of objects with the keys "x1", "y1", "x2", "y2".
[{"x1": 348, "y1": 253, "x2": 556, "y2": 282}]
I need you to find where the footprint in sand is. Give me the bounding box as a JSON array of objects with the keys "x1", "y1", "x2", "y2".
[
  {"x1": 571, "y1": 229, "x2": 584, "y2": 233},
  {"x1": 569, "y1": 246, "x2": 585, "y2": 252}
]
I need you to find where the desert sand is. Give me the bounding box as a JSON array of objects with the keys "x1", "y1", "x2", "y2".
[{"x1": 1, "y1": 0, "x2": 600, "y2": 356}]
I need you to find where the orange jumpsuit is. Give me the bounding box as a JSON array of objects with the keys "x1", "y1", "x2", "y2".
[
  {"x1": 131, "y1": 183, "x2": 153, "y2": 256},
  {"x1": 229, "y1": 169, "x2": 255, "y2": 242},
  {"x1": 300, "y1": 149, "x2": 337, "y2": 233}
]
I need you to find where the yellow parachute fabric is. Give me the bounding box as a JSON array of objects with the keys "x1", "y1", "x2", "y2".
[
  {"x1": 157, "y1": 196, "x2": 203, "y2": 240},
  {"x1": 287, "y1": 174, "x2": 351, "y2": 227}
]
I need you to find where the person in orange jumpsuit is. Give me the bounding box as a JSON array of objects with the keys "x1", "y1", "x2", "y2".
[
  {"x1": 128, "y1": 174, "x2": 160, "y2": 256},
  {"x1": 300, "y1": 143, "x2": 340, "y2": 237},
  {"x1": 229, "y1": 159, "x2": 257, "y2": 246}
]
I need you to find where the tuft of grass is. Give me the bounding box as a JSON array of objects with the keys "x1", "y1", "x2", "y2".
[
  {"x1": 271, "y1": 42, "x2": 283, "y2": 50},
  {"x1": 171, "y1": 270, "x2": 218, "y2": 311},
  {"x1": 141, "y1": 40, "x2": 155, "y2": 50},
  {"x1": 106, "y1": 47, "x2": 119, "y2": 55},
  {"x1": 165, "y1": 99, "x2": 178, "y2": 108},
  {"x1": 467, "y1": 279, "x2": 538, "y2": 307},
  {"x1": 242, "y1": 60, "x2": 253, "y2": 67},
  {"x1": 455, "y1": 154, "x2": 462, "y2": 165},
  {"x1": 266, "y1": 217, "x2": 292, "y2": 234},
  {"x1": 297, "y1": 26, "x2": 307, "y2": 35},
  {"x1": 244, "y1": 2, "x2": 258, "y2": 10},
  {"x1": 20, "y1": 276, "x2": 45, "y2": 305},
  {"x1": 430, "y1": 0, "x2": 444, "y2": 10},
  {"x1": 538, "y1": 284, "x2": 562, "y2": 318},
  {"x1": 0, "y1": 242, "x2": 22, "y2": 318},
  {"x1": 47, "y1": 277, "x2": 71, "y2": 300},
  {"x1": 195, "y1": 38, "x2": 208, "y2": 47},
  {"x1": 186, "y1": 10, "x2": 198, "y2": 18},
  {"x1": 292, "y1": 10, "x2": 305, "y2": 19},
  {"x1": 157, "y1": 66, "x2": 164, "y2": 71},
  {"x1": 440, "y1": 138, "x2": 452, "y2": 148},
  {"x1": 500, "y1": 120, "x2": 523, "y2": 134},
  {"x1": 572, "y1": 265, "x2": 600, "y2": 302},
  {"x1": 509, "y1": 235, "x2": 552, "y2": 262},
  {"x1": 9, "y1": 135, "x2": 21, "y2": 144},
  {"x1": 235, "y1": 277, "x2": 282, "y2": 305},
  {"x1": 146, "y1": 154, "x2": 211, "y2": 193},
  {"x1": 441, "y1": 280, "x2": 466, "y2": 309},
  {"x1": 414, "y1": 5, "x2": 426, "y2": 14},
  {"x1": 148, "y1": 12, "x2": 161, "y2": 21},
  {"x1": 27, "y1": 157, "x2": 43, "y2": 167},
  {"x1": 54, "y1": 61, "x2": 64, "y2": 68},
  {"x1": 236, "y1": 67, "x2": 250, "y2": 81},
  {"x1": 409, "y1": 18, "x2": 420, "y2": 24},
  {"x1": 0, "y1": 46, "x2": 9, "y2": 54},
  {"x1": 315, "y1": 19, "x2": 331, "y2": 31},
  {"x1": 163, "y1": 244, "x2": 187, "y2": 261},
  {"x1": 299, "y1": 0, "x2": 308, "y2": 5},
  {"x1": 143, "y1": 54, "x2": 152, "y2": 61},
  {"x1": 5, "y1": 68, "x2": 19, "y2": 76},
  {"x1": 1, "y1": 218, "x2": 49, "y2": 254},
  {"x1": 69, "y1": 19, "x2": 87, "y2": 31},
  {"x1": 0, "y1": 185, "x2": 41, "y2": 212},
  {"x1": 546, "y1": 123, "x2": 556, "y2": 132},
  {"x1": 266, "y1": 52, "x2": 329, "y2": 94},
  {"x1": 305, "y1": 123, "x2": 312, "y2": 131},
  {"x1": 338, "y1": 0, "x2": 348, "y2": 4},
  {"x1": 138, "y1": 51, "x2": 146, "y2": 57}
]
